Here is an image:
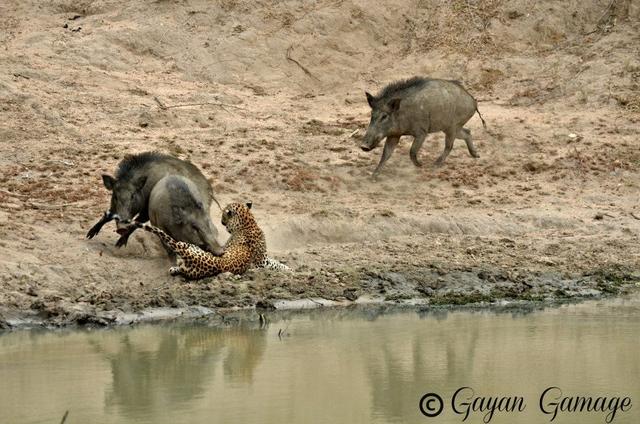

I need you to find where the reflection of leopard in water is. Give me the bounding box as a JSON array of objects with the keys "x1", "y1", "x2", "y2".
[{"x1": 138, "y1": 202, "x2": 290, "y2": 280}]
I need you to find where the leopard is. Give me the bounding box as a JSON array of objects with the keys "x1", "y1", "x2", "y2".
[{"x1": 137, "y1": 202, "x2": 290, "y2": 279}]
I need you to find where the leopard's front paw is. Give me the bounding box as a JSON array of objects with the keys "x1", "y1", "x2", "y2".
[{"x1": 169, "y1": 266, "x2": 181, "y2": 276}]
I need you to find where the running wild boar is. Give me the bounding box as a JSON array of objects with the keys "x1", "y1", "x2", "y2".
[
  {"x1": 86, "y1": 152, "x2": 221, "y2": 252},
  {"x1": 360, "y1": 77, "x2": 486, "y2": 176},
  {"x1": 148, "y1": 175, "x2": 223, "y2": 257}
]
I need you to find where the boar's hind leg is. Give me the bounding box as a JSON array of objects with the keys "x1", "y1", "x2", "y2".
[
  {"x1": 434, "y1": 130, "x2": 456, "y2": 166},
  {"x1": 373, "y1": 136, "x2": 400, "y2": 177},
  {"x1": 409, "y1": 133, "x2": 427, "y2": 167},
  {"x1": 458, "y1": 127, "x2": 479, "y2": 158}
]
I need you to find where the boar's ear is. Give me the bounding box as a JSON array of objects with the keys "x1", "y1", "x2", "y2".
[
  {"x1": 365, "y1": 91, "x2": 375, "y2": 108},
  {"x1": 246, "y1": 202, "x2": 252, "y2": 210},
  {"x1": 134, "y1": 176, "x2": 148, "y2": 190},
  {"x1": 389, "y1": 98, "x2": 402, "y2": 113},
  {"x1": 102, "y1": 175, "x2": 116, "y2": 191}
]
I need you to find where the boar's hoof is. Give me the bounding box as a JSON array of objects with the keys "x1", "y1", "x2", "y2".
[
  {"x1": 86, "y1": 225, "x2": 100, "y2": 239},
  {"x1": 410, "y1": 151, "x2": 423, "y2": 167},
  {"x1": 115, "y1": 235, "x2": 130, "y2": 248}
]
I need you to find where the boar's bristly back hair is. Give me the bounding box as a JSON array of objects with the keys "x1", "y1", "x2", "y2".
[
  {"x1": 376, "y1": 76, "x2": 430, "y2": 102},
  {"x1": 115, "y1": 151, "x2": 170, "y2": 181}
]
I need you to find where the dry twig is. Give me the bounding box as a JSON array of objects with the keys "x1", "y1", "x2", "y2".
[
  {"x1": 584, "y1": 0, "x2": 617, "y2": 35},
  {"x1": 163, "y1": 102, "x2": 245, "y2": 110},
  {"x1": 153, "y1": 96, "x2": 245, "y2": 114},
  {"x1": 27, "y1": 201, "x2": 91, "y2": 210},
  {"x1": 0, "y1": 188, "x2": 28, "y2": 198},
  {"x1": 153, "y1": 96, "x2": 167, "y2": 109},
  {"x1": 286, "y1": 45, "x2": 320, "y2": 81}
]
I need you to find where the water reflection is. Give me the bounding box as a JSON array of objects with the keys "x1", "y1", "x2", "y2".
[
  {"x1": 0, "y1": 296, "x2": 639, "y2": 424},
  {"x1": 91, "y1": 326, "x2": 268, "y2": 420}
]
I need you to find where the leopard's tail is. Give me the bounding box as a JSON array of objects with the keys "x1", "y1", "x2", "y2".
[{"x1": 263, "y1": 257, "x2": 291, "y2": 271}]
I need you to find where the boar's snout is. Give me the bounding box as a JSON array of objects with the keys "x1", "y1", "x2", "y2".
[
  {"x1": 208, "y1": 244, "x2": 224, "y2": 256},
  {"x1": 360, "y1": 135, "x2": 378, "y2": 151},
  {"x1": 199, "y1": 224, "x2": 224, "y2": 256},
  {"x1": 201, "y1": 236, "x2": 224, "y2": 256},
  {"x1": 360, "y1": 129, "x2": 383, "y2": 151}
]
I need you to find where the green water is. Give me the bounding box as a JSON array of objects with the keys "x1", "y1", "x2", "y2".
[{"x1": 1, "y1": 295, "x2": 639, "y2": 424}]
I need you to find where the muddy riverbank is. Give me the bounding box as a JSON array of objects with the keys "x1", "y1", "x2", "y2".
[
  {"x1": 1, "y1": 1, "x2": 639, "y2": 329},
  {"x1": 1, "y1": 263, "x2": 638, "y2": 329}
]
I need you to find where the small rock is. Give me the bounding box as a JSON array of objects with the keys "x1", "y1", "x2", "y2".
[
  {"x1": 384, "y1": 272, "x2": 407, "y2": 285},
  {"x1": 173, "y1": 300, "x2": 188, "y2": 309},
  {"x1": 4, "y1": 203, "x2": 22, "y2": 211},
  {"x1": 477, "y1": 271, "x2": 495, "y2": 282},
  {"x1": 417, "y1": 286, "x2": 435, "y2": 297},
  {"x1": 499, "y1": 238, "x2": 516, "y2": 246},
  {"x1": 0, "y1": 314, "x2": 10, "y2": 330},
  {"x1": 255, "y1": 299, "x2": 276, "y2": 310},
  {"x1": 567, "y1": 133, "x2": 583, "y2": 142},
  {"x1": 343, "y1": 288, "x2": 359, "y2": 301},
  {"x1": 539, "y1": 257, "x2": 557, "y2": 266},
  {"x1": 25, "y1": 284, "x2": 38, "y2": 297},
  {"x1": 466, "y1": 246, "x2": 480, "y2": 255},
  {"x1": 578, "y1": 288, "x2": 602, "y2": 297}
]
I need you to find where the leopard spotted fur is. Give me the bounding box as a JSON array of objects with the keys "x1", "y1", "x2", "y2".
[{"x1": 140, "y1": 202, "x2": 290, "y2": 279}]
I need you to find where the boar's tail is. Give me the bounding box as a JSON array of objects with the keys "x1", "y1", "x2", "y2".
[{"x1": 475, "y1": 105, "x2": 487, "y2": 130}]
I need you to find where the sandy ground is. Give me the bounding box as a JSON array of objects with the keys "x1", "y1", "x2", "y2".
[{"x1": 1, "y1": 0, "x2": 639, "y2": 327}]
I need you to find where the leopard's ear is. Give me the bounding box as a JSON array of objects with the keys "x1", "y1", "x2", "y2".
[{"x1": 246, "y1": 202, "x2": 252, "y2": 210}]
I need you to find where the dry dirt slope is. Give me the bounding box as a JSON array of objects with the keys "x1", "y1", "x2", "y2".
[{"x1": 0, "y1": 0, "x2": 639, "y2": 326}]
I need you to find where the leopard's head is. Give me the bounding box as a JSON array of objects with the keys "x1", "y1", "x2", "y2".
[{"x1": 221, "y1": 202, "x2": 254, "y2": 234}]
